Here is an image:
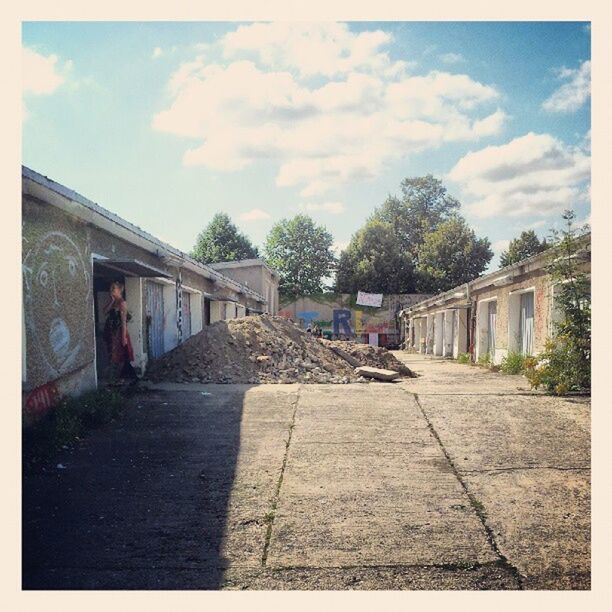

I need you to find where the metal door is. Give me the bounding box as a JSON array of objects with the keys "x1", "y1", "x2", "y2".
[
  {"x1": 487, "y1": 301, "x2": 497, "y2": 356},
  {"x1": 182, "y1": 291, "x2": 191, "y2": 339},
  {"x1": 146, "y1": 281, "x2": 164, "y2": 359},
  {"x1": 519, "y1": 292, "x2": 534, "y2": 355}
]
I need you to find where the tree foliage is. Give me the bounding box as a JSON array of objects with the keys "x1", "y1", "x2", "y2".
[
  {"x1": 335, "y1": 220, "x2": 416, "y2": 294},
  {"x1": 416, "y1": 217, "x2": 493, "y2": 293},
  {"x1": 524, "y1": 211, "x2": 590, "y2": 394},
  {"x1": 499, "y1": 230, "x2": 549, "y2": 268},
  {"x1": 191, "y1": 213, "x2": 259, "y2": 264},
  {"x1": 264, "y1": 214, "x2": 336, "y2": 298},
  {"x1": 372, "y1": 175, "x2": 460, "y2": 256},
  {"x1": 335, "y1": 175, "x2": 490, "y2": 294}
]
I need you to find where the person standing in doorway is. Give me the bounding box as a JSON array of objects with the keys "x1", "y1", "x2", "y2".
[{"x1": 103, "y1": 281, "x2": 138, "y2": 385}]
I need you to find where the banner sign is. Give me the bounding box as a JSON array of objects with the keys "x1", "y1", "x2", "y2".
[{"x1": 356, "y1": 291, "x2": 383, "y2": 307}]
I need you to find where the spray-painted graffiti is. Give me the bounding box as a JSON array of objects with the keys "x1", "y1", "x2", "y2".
[
  {"x1": 296, "y1": 310, "x2": 319, "y2": 327},
  {"x1": 24, "y1": 380, "x2": 60, "y2": 418},
  {"x1": 333, "y1": 309, "x2": 352, "y2": 335},
  {"x1": 23, "y1": 232, "x2": 91, "y2": 378}
]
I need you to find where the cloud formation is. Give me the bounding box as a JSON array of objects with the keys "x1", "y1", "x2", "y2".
[
  {"x1": 153, "y1": 23, "x2": 506, "y2": 197},
  {"x1": 23, "y1": 47, "x2": 70, "y2": 95},
  {"x1": 439, "y1": 52, "x2": 465, "y2": 64},
  {"x1": 238, "y1": 208, "x2": 272, "y2": 221},
  {"x1": 299, "y1": 201, "x2": 346, "y2": 214},
  {"x1": 449, "y1": 132, "x2": 590, "y2": 218},
  {"x1": 542, "y1": 60, "x2": 590, "y2": 113}
]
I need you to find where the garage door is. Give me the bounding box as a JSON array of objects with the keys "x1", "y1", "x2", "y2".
[{"x1": 146, "y1": 281, "x2": 164, "y2": 359}]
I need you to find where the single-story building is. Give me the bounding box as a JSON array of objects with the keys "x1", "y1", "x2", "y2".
[
  {"x1": 210, "y1": 258, "x2": 280, "y2": 315},
  {"x1": 399, "y1": 235, "x2": 591, "y2": 363},
  {"x1": 22, "y1": 166, "x2": 275, "y2": 417}
]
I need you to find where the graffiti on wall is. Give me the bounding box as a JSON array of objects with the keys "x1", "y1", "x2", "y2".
[
  {"x1": 22, "y1": 232, "x2": 91, "y2": 378},
  {"x1": 332, "y1": 309, "x2": 351, "y2": 335},
  {"x1": 24, "y1": 380, "x2": 60, "y2": 418}
]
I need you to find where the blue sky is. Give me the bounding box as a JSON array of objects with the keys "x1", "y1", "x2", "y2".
[{"x1": 22, "y1": 21, "x2": 590, "y2": 268}]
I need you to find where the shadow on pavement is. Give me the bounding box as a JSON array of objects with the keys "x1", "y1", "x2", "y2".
[{"x1": 23, "y1": 385, "x2": 253, "y2": 589}]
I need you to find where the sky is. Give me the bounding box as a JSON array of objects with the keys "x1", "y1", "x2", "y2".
[{"x1": 22, "y1": 21, "x2": 591, "y2": 269}]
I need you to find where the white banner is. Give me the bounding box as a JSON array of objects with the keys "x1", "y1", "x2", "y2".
[{"x1": 356, "y1": 291, "x2": 383, "y2": 307}]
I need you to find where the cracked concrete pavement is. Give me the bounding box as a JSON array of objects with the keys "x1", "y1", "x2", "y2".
[{"x1": 22, "y1": 354, "x2": 590, "y2": 590}]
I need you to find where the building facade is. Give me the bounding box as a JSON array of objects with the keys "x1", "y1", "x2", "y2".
[
  {"x1": 210, "y1": 259, "x2": 280, "y2": 315},
  {"x1": 400, "y1": 236, "x2": 590, "y2": 363},
  {"x1": 22, "y1": 167, "x2": 272, "y2": 416}
]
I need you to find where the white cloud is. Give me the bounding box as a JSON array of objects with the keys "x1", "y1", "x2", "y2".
[
  {"x1": 299, "y1": 201, "x2": 346, "y2": 214},
  {"x1": 492, "y1": 239, "x2": 510, "y2": 255},
  {"x1": 449, "y1": 132, "x2": 591, "y2": 218},
  {"x1": 332, "y1": 241, "x2": 349, "y2": 255},
  {"x1": 152, "y1": 47, "x2": 163, "y2": 59},
  {"x1": 222, "y1": 22, "x2": 394, "y2": 78},
  {"x1": 542, "y1": 60, "x2": 590, "y2": 113},
  {"x1": 23, "y1": 47, "x2": 68, "y2": 95},
  {"x1": 153, "y1": 23, "x2": 506, "y2": 196},
  {"x1": 439, "y1": 52, "x2": 465, "y2": 64},
  {"x1": 239, "y1": 208, "x2": 271, "y2": 221}
]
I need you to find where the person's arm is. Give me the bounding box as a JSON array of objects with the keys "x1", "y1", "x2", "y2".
[
  {"x1": 102, "y1": 295, "x2": 114, "y2": 314},
  {"x1": 120, "y1": 301, "x2": 128, "y2": 346}
]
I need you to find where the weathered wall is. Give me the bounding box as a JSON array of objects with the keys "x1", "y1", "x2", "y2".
[
  {"x1": 23, "y1": 198, "x2": 97, "y2": 405},
  {"x1": 22, "y1": 194, "x2": 263, "y2": 419},
  {"x1": 472, "y1": 268, "x2": 551, "y2": 358},
  {"x1": 213, "y1": 263, "x2": 279, "y2": 315},
  {"x1": 279, "y1": 294, "x2": 430, "y2": 345}
]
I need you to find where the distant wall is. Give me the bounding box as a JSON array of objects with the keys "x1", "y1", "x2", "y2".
[{"x1": 278, "y1": 293, "x2": 431, "y2": 346}]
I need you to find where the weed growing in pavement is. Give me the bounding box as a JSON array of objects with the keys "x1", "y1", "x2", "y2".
[
  {"x1": 500, "y1": 351, "x2": 527, "y2": 375},
  {"x1": 457, "y1": 352, "x2": 471, "y2": 365},
  {"x1": 23, "y1": 388, "x2": 124, "y2": 470},
  {"x1": 477, "y1": 352, "x2": 492, "y2": 367}
]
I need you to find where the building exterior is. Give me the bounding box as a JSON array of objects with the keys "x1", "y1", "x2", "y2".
[
  {"x1": 279, "y1": 293, "x2": 431, "y2": 347},
  {"x1": 22, "y1": 167, "x2": 273, "y2": 415},
  {"x1": 210, "y1": 259, "x2": 280, "y2": 315},
  {"x1": 399, "y1": 235, "x2": 591, "y2": 363}
]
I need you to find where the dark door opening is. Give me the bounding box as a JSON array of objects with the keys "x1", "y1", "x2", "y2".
[{"x1": 93, "y1": 267, "x2": 125, "y2": 383}]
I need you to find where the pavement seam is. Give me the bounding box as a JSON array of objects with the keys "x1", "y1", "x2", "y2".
[
  {"x1": 408, "y1": 390, "x2": 525, "y2": 590},
  {"x1": 261, "y1": 385, "x2": 302, "y2": 567},
  {"x1": 462, "y1": 466, "x2": 590, "y2": 474}
]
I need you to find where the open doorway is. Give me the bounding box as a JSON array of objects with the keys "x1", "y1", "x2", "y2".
[{"x1": 93, "y1": 266, "x2": 125, "y2": 384}]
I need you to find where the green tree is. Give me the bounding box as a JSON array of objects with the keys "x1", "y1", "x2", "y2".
[
  {"x1": 191, "y1": 213, "x2": 259, "y2": 264},
  {"x1": 372, "y1": 175, "x2": 460, "y2": 256},
  {"x1": 499, "y1": 230, "x2": 549, "y2": 267},
  {"x1": 264, "y1": 215, "x2": 336, "y2": 298},
  {"x1": 335, "y1": 220, "x2": 416, "y2": 294},
  {"x1": 524, "y1": 211, "x2": 590, "y2": 394},
  {"x1": 416, "y1": 217, "x2": 493, "y2": 293}
]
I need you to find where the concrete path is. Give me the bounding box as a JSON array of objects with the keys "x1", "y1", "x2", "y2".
[{"x1": 23, "y1": 355, "x2": 590, "y2": 590}]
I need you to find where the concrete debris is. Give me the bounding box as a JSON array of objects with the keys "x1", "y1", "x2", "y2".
[
  {"x1": 354, "y1": 366, "x2": 400, "y2": 382},
  {"x1": 321, "y1": 339, "x2": 416, "y2": 377},
  {"x1": 144, "y1": 315, "x2": 414, "y2": 384}
]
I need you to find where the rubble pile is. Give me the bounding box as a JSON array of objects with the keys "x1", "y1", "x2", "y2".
[
  {"x1": 144, "y1": 315, "x2": 414, "y2": 384},
  {"x1": 321, "y1": 339, "x2": 417, "y2": 377}
]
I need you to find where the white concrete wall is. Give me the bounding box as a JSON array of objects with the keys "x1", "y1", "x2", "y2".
[
  {"x1": 191, "y1": 291, "x2": 203, "y2": 335},
  {"x1": 433, "y1": 312, "x2": 444, "y2": 356},
  {"x1": 443, "y1": 310, "x2": 454, "y2": 357},
  {"x1": 162, "y1": 282, "x2": 178, "y2": 352},
  {"x1": 453, "y1": 309, "x2": 469, "y2": 358},
  {"x1": 125, "y1": 277, "x2": 147, "y2": 373}
]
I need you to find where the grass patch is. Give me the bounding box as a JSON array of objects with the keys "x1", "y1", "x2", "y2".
[
  {"x1": 500, "y1": 351, "x2": 527, "y2": 375},
  {"x1": 476, "y1": 352, "x2": 492, "y2": 367},
  {"x1": 457, "y1": 352, "x2": 471, "y2": 365},
  {"x1": 23, "y1": 388, "x2": 124, "y2": 471}
]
